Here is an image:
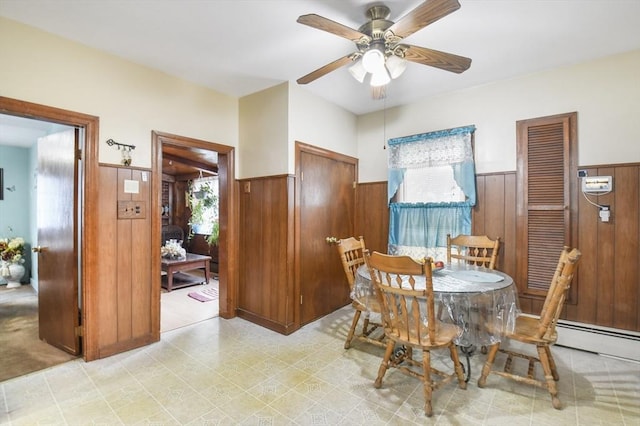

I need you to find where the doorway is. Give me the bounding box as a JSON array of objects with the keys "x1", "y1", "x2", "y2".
[
  {"x1": 152, "y1": 131, "x2": 236, "y2": 328},
  {"x1": 159, "y1": 141, "x2": 220, "y2": 331},
  {"x1": 0, "y1": 117, "x2": 79, "y2": 380},
  {"x1": 0, "y1": 98, "x2": 98, "y2": 378}
]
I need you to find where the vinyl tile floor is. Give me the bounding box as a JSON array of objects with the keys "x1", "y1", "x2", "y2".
[{"x1": 1, "y1": 306, "x2": 638, "y2": 425}]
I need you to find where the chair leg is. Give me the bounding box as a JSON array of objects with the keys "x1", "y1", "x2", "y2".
[
  {"x1": 544, "y1": 345, "x2": 560, "y2": 381},
  {"x1": 477, "y1": 343, "x2": 500, "y2": 388},
  {"x1": 374, "y1": 339, "x2": 395, "y2": 389},
  {"x1": 449, "y1": 343, "x2": 467, "y2": 390},
  {"x1": 537, "y1": 345, "x2": 561, "y2": 409},
  {"x1": 362, "y1": 317, "x2": 371, "y2": 335},
  {"x1": 344, "y1": 309, "x2": 361, "y2": 349},
  {"x1": 422, "y1": 349, "x2": 433, "y2": 417}
]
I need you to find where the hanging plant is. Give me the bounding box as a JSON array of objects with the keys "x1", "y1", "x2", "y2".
[{"x1": 188, "y1": 180, "x2": 219, "y2": 246}]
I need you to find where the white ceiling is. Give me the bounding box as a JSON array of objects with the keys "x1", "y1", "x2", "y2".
[{"x1": 1, "y1": 0, "x2": 640, "y2": 143}]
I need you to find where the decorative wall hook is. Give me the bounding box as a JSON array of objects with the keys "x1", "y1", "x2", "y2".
[{"x1": 106, "y1": 138, "x2": 136, "y2": 166}]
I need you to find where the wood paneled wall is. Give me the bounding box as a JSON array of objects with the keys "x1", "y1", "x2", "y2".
[
  {"x1": 237, "y1": 175, "x2": 295, "y2": 334},
  {"x1": 355, "y1": 164, "x2": 640, "y2": 333},
  {"x1": 96, "y1": 165, "x2": 157, "y2": 357},
  {"x1": 355, "y1": 182, "x2": 390, "y2": 255}
]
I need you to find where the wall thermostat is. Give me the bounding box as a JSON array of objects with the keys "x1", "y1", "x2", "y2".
[{"x1": 581, "y1": 176, "x2": 612, "y2": 193}]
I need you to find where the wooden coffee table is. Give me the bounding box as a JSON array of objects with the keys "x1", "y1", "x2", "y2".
[{"x1": 161, "y1": 253, "x2": 211, "y2": 292}]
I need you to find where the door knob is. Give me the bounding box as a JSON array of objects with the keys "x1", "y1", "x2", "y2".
[
  {"x1": 325, "y1": 236, "x2": 339, "y2": 244},
  {"x1": 32, "y1": 246, "x2": 47, "y2": 253}
]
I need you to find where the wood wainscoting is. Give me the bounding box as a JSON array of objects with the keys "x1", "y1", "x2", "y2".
[
  {"x1": 237, "y1": 175, "x2": 296, "y2": 334},
  {"x1": 355, "y1": 182, "x2": 390, "y2": 255},
  {"x1": 355, "y1": 163, "x2": 640, "y2": 335},
  {"x1": 95, "y1": 165, "x2": 157, "y2": 358}
]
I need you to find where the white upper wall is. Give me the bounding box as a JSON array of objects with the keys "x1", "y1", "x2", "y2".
[
  {"x1": 0, "y1": 17, "x2": 239, "y2": 168},
  {"x1": 288, "y1": 84, "x2": 358, "y2": 172},
  {"x1": 238, "y1": 83, "x2": 289, "y2": 179},
  {"x1": 357, "y1": 49, "x2": 640, "y2": 182},
  {"x1": 238, "y1": 83, "x2": 358, "y2": 178}
]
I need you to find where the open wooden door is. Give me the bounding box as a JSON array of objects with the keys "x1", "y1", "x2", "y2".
[
  {"x1": 298, "y1": 144, "x2": 357, "y2": 325},
  {"x1": 36, "y1": 128, "x2": 81, "y2": 355}
]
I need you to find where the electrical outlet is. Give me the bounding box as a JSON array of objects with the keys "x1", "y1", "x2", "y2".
[{"x1": 599, "y1": 205, "x2": 610, "y2": 222}]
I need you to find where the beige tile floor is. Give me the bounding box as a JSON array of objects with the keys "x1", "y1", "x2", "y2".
[
  {"x1": 160, "y1": 280, "x2": 219, "y2": 332},
  {"x1": 1, "y1": 306, "x2": 638, "y2": 425}
]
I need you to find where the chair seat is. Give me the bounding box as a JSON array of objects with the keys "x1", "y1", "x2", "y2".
[
  {"x1": 507, "y1": 315, "x2": 558, "y2": 345},
  {"x1": 352, "y1": 297, "x2": 381, "y2": 314},
  {"x1": 387, "y1": 320, "x2": 460, "y2": 348}
]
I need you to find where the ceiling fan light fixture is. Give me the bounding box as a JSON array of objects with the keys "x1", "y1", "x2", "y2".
[
  {"x1": 348, "y1": 60, "x2": 367, "y2": 83},
  {"x1": 385, "y1": 54, "x2": 407, "y2": 79},
  {"x1": 361, "y1": 47, "x2": 386, "y2": 74},
  {"x1": 370, "y1": 68, "x2": 390, "y2": 87}
]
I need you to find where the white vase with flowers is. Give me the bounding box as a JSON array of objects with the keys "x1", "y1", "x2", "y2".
[{"x1": 0, "y1": 237, "x2": 26, "y2": 288}]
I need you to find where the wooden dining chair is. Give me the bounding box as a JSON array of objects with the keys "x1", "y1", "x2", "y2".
[
  {"x1": 336, "y1": 236, "x2": 385, "y2": 350},
  {"x1": 477, "y1": 246, "x2": 581, "y2": 409},
  {"x1": 365, "y1": 251, "x2": 466, "y2": 417},
  {"x1": 444, "y1": 234, "x2": 500, "y2": 354},
  {"x1": 447, "y1": 234, "x2": 501, "y2": 269}
]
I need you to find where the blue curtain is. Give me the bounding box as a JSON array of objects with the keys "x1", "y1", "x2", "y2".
[{"x1": 388, "y1": 202, "x2": 472, "y2": 255}]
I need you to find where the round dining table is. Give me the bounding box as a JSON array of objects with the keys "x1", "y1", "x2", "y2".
[{"x1": 354, "y1": 262, "x2": 520, "y2": 379}]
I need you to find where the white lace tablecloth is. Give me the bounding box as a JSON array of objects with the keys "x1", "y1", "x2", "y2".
[{"x1": 355, "y1": 263, "x2": 520, "y2": 347}]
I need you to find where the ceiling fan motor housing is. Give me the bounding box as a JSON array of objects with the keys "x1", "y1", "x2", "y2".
[{"x1": 358, "y1": 6, "x2": 395, "y2": 52}]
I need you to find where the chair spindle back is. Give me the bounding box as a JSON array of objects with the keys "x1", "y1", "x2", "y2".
[
  {"x1": 447, "y1": 234, "x2": 501, "y2": 269},
  {"x1": 366, "y1": 251, "x2": 437, "y2": 346},
  {"x1": 336, "y1": 236, "x2": 366, "y2": 291},
  {"x1": 536, "y1": 247, "x2": 581, "y2": 340}
]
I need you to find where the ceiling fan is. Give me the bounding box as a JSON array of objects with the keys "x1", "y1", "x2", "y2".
[{"x1": 296, "y1": 0, "x2": 471, "y2": 97}]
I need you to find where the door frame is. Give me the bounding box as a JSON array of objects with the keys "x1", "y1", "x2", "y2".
[
  {"x1": 0, "y1": 96, "x2": 99, "y2": 361},
  {"x1": 151, "y1": 131, "x2": 237, "y2": 320}
]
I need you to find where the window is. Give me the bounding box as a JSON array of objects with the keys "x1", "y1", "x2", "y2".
[
  {"x1": 398, "y1": 166, "x2": 467, "y2": 203},
  {"x1": 387, "y1": 125, "x2": 476, "y2": 260}
]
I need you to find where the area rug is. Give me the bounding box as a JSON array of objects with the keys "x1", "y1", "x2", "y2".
[{"x1": 187, "y1": 286, "x2": 219, "y2": 302}]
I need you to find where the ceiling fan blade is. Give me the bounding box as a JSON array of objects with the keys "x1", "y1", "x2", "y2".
[
  {"x1": 297, "y1": 14, "x2": 368, "y2": 42},
  {"x1": 387, "y1": 0, "x2": 461, "y2": 39},
  {"x1": 297, "y1": 55, "x2": 354, "y2": 85},
  {"x1": 403, "y1": 44, "x2": 471, "y2": 73}
]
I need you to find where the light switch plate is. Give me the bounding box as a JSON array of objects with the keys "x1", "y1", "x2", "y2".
[{"x1": 117, "y1": 201, "x2": 146, "y2": 219}]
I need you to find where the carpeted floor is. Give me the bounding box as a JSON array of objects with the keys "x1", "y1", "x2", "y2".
[{"x1": 0, "y1": 285, "x2": 77, "y2": 382}]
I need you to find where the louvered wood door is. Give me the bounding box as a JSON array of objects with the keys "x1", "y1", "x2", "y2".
[{"x1": 516, "y1": 112, "x2": 578, "y2": 299}]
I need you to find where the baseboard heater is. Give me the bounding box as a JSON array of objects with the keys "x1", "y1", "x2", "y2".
[{"x1": 556, "y1": 319, "x2": 640, "y2": 362}]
